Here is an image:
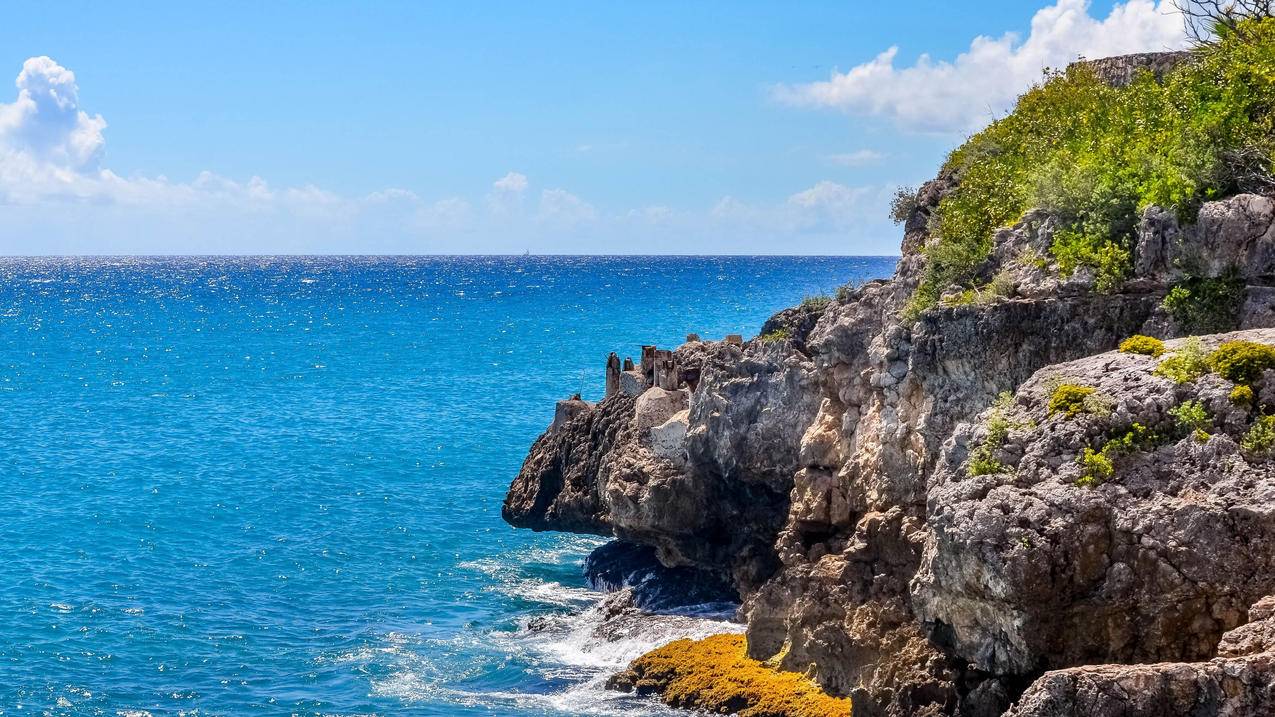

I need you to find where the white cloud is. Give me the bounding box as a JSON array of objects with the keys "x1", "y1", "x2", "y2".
[
  {"x1": 712, "y1": 180, "x2": 887, "y2": 235},
  {"x1": 826, "y1": 149, "x2": 885, "y2": 167},
  {"x1": 0, "y1": 56, "x2": 107, "y2": 171},
  {"x1": 774, "y1": 0, "x2": 1188, "y2": 133},
  {"x1": 538, "y1": 188, "x2": 596, "y2": 226},
  {"x1": 0, "y1": 57, "x2": 897, "y2": 254},
  {"x1": 492, "y1": 171, "x2": 528, "y2": 195}
]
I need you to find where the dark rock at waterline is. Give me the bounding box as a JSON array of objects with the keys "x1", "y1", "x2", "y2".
[{"x1": 584, "y1": 540, "x2": 738, "y2": 611}]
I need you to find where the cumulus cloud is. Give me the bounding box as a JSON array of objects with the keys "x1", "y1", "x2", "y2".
[
  {"x1": 0, "y1": 56, "x2": 107, "y2": 171},
  {"x1": 492, "y1": 171, "x2": 528, "y2": 195},
  {"x1": 774, "y1": 0, "x2": 1188, "y2": 133},
  {"x1": 0, "y1": 57, "x2": 895, "y2": 253}
]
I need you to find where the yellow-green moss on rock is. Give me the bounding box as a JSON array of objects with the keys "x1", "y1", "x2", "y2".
[{"x1": 608, "y1": 633, "x2": 851, "y2": 717}]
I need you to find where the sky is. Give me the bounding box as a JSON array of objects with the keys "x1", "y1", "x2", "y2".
[{"x1": 0, "y1": 1, "x2": 1191, "y2": 255}]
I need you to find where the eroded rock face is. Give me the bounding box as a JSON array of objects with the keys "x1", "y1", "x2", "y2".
[
  {"x1": 913, "y1": 329, "x2": 1275, "y2": 678},
  {"x1": 504, "y1": 337, "x2": 823, "y2": 591},
  {"x1": 1007, "y1": 596, "x2": 1275, "y2": 717},
  {"x1": 504, "y1": 157, "x2": 1275, "y2": 715}
]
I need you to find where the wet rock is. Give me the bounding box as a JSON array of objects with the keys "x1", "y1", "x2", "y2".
[{"x1": 583, "y1": 540, "x2": 739, "y2": 611}]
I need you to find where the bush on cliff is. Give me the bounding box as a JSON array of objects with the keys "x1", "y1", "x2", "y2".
[
  {"x1": 1048, "y1": 383, "x2": 1097, "y2": 417},
  {"x1": 1119, "y1": 335, "x2": 1167, "y2": 357},
  {"x1": 1208, "y1": 340, "x2": 1275, "y2": 383},
  {"x1": 906, "y1": 18, "x2": 1275, "y2": 317}
]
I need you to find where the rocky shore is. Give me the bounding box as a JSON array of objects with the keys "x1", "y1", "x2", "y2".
[{"x1": 502, "y1": 51, "x2": 1275, "y2": 717}]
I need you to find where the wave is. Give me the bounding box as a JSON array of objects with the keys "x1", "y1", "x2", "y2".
[{"x1": 346, "y1": 536, "x2": 743, "y2": 716}]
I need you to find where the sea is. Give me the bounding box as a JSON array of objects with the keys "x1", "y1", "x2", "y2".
[{"x1": 0, "y1": 255, "x2": 896, "y2": 716}]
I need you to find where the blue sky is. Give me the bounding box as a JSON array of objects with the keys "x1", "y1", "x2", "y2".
[{"x1": 0, "y1": 1, "x2": 1189, "y2": 255}]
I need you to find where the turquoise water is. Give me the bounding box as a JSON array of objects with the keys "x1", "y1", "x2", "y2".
[{"x1": 0, "y1": 256, "x2": 895, "y2": 716}]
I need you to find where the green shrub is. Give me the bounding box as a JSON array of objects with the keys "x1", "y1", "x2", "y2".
[
  {"x1": 1162, "y1": 274, "x2": 1246, "y2": 334},
  {"x1": 1231, "y1": 384, "x2": 1256, "y2": 405},
  {"x1": 967, "y1": 447, "x2": 1006, "y2": 477},
  {"x1": 1101, "y1": 422, "x2": 1163, "y2": 455},
  {"x1": 799, "y1": 295, "x2": 832, "y2": 312},
  {"x1": 1208, "y1": 340, "x2": 1275, "y2": 383},
  {"x1": 906, "y1": 18, "x2": 1275, "y2": 314},
  {"x1": 835, "y1": 282, "x2": 857, "y2": 302},
  {"x1": 1119, "y1": 335, "x2": 1167, "y2": 357},
  {"x1": 1241, "y1": 415, "x2": 1275, "y2": 459},
  {"x1": 1170, "y1": 399, "x2": 1212, "y2": 440},
  {"x1": 1154, "y1": 338, "x2": 1210, "y2": 383},
  {"x1": 967, "y1": 391, "x2": 1022, "y2": 477},
  {"x1": 1077, "y1": 447, "x2": 1114, "y2": 486},
  {"x1": 1049, "y1": 383, "x2": 1097, "y2": 417},
  {"x1": 890, "y1": 186, "x2": 918, "y2": 224},
  {"x1": 758, "y1": 327, "x2": 791, "y2": 343}
]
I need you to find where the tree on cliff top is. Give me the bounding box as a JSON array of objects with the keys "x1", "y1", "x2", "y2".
[
  {"x1": 903, "y1": 15, "x2": 1275, "y2": 321},
  {"x1": 1173, "y1": 1, "x2": 1275, "y2": 46}
]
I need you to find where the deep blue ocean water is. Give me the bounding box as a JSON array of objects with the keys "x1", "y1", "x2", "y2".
[{"x1": 0, "y1": 255, "x2": 896, "y2": 716}]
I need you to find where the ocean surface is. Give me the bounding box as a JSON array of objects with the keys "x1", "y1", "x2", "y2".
[{"x1": 0, "y1": 255, "x2": 896, "y2": 716}]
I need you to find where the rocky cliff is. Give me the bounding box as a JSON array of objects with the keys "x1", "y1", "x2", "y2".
[{"x1": 502, "y1": 53, "x2": 1275, "y2": 717}]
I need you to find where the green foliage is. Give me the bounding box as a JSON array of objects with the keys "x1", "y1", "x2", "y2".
[
  {"x1": 1048, "y1": 383, "x2": 1097, "y2": 417},
  {"x1": 907, "y1": 19, "x2": 1275, "y2": 314},
  {"x1": 1162, "y1": 274, "x2": 1246, "y2": 334},
  {"x1": 835, "y1": 281, "x2": 857, "y2": 302},
  {"x1": 1154, "y1": 337, "x2": 1211, "y2": 383},
  {"x1": 1077, "y1": 447, "x2": 1114, "y2": 486},
  {"x1": 890, "y1": 186, "x2": 919, "y2": 224},
  {"x1": 1119, "y1": 334, "x2": 1167, "y2": 357},
  {"x1": 1231, "y1": 384, "x2": 1256, "y2": 405},
  {"x1": 758, "y1": 327, "x2": 791, "y2": 343},
  {"x1": 1208, "y1": 340, "x2": 1275, "y2": 383},
  {"x1": 799, "y1": 295, "x2": 832, "y2": 312},
  {"x1": 1170, "y1": 399, "x2": 1212, "y2": 439},
  {"x1": 1077, "y1": 421, "x2": 1166, "y2": 487},
  {"x1": 1101, "y1": 422, "x2": 1164, "y2": 455},
  {"x1": 967, "y1": 392, "x2": 1023, "y2": 477},
  {"x1": 1241, "y1": 415, "x2": 1275, "y2": 459}
]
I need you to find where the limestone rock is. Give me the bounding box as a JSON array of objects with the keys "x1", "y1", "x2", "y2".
[
  {"x1": 1007, "y1": 596, "x2": 1275, "y2": 717},
  {"x1": 913, "y1": 329, "x2": 1275, "y2": 677}
]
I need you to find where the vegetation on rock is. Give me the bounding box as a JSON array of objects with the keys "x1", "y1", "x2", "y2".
[
  {"x1": 1208, "y1": 340, "x2": 1275, "y2": 383},
  {"x1": 609, "y1": 634, "x2": 851, "y2": 717},
  {"x1": 1162, "y1": 274, "x2": 1246, "y2": 334},
  {"x1": 1119, "y1": 335, "x2": 1167, "y2": 357},
  {"x1": 1048, "y1": 383, "x2": 1097, "y2": 417},
  {"x1": 1242, "y1": 415, "x2": 1275, "y2": 458},
  {"x1": 1155, "y1": 337, "x2": 1211, "y2": 383},
  {"x1": 1171, "y1": 399, "x2": 1213, "y2": 441},
  {"x1": 759, "y1": 327, "x2": 793, "y2": 343},
  {"x1": 905, "y1": 17, "x2": 1275, "y2": 317},
  {"x1": 1231, "y1": 384, "x2": 1256, "y2": 405}
]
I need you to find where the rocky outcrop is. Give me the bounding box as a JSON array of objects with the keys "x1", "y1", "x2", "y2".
[
  {"x1": 504, "y1": 336, "x2": 823, "y2": 592},
  {"x1": 503, "y1": 111, "x2": 1275, "y2": 715},
  {"x1": 1077, "y1": 51, "x2": 1194, "y2": 88},
  {"x1": 1006, "y1": 596, "x2": 1275, "y2": 717},
  {"x1": 914, "y1": 329, "x2": 1275, "y2": 678}
]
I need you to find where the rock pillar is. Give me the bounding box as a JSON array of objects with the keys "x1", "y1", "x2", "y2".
[{"x1": 605, "y1": 352, "x2": 621, "y2": 397}]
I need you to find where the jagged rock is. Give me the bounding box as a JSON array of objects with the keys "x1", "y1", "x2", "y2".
[
  {"x1": 504, "y1": 337, "x2": 820, "y2": 592},
  {"x1": 503, "y1": 52, "x2": 1275, "y2": 716},
  {"x1": 913, "y1": 329, "x2": 1275, "y2": 678},
  {"x1": 1135, "y1": 194, "x2": 1275, "y2": 281},
  {"x1": 1007, "y1": 596, "x2": 1275, "y2": 717},
  {"x1": 1076, "y1": 51, "x2": 1193, "y2": 88},
  {"x1": 583, "y1": 540, "x2": 739, "y2": 611}
]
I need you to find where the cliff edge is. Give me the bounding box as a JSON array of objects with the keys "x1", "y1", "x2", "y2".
[{"x1": 503, "y1": 37, "x2": 1275, "y2": 717}]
